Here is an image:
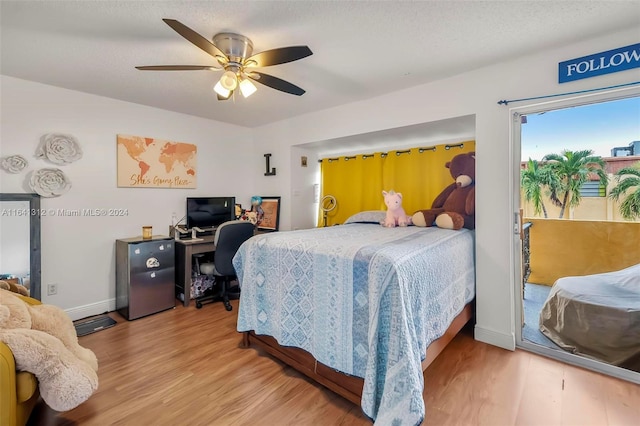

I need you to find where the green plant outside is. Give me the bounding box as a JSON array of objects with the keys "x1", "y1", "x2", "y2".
[
  {"x1": 609, "y1": 161, "x2": 640, "y2": 220},
  {"x1": 541, "y1": 149, "x2": 608, "y2": 219}
]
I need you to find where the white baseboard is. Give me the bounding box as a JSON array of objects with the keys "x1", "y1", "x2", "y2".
[
  {"x1": 65, "y1": 298, "x2": 116, "y2": 321},
  {"x1": 474, "y1": 325, "x2": 515, "y2": 351}
]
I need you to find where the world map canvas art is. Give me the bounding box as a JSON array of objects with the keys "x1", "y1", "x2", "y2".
[{"x1": 117, "y1": 134, "x2": 197, "y2": 188}]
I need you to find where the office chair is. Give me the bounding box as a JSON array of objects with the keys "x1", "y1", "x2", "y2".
[{"x1": 195, "y1": 220, "x2": 255, "y2": 311}]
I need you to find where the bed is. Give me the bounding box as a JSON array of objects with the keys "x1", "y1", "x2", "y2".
[{"x1": 233, "y1": 215, "x2": 476, "y2": 425}]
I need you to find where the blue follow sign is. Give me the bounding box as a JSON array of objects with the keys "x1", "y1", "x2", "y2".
[{"x1": 558, "y1": 43, "x2": 640, "y2": 83}]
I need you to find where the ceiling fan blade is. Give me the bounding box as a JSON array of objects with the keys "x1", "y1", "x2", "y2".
[
  {"x1": 248, "y1": 72, "x2": 306, "y2": 96},
  {"x1": 162, "y1": 19, "x2": 228, "y2": 62},
  {"x1": 135, "y1": 65, "x2": 220, "y2": 71},
  {"x1": 245, "y1": 46, "x2": 312, "y2": 68}
]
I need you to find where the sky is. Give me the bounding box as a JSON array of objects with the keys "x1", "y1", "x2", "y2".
[{"x1": 521, "y1": 96, "x2": 640, "y2": 161}]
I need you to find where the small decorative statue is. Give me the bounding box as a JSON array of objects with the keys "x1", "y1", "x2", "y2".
[
  {"x1": 247, "y1": 196, "x2": 264, "y2": 226},
  {"x1": 381, "y1": 190, "x2": 412, "y2": 227}
]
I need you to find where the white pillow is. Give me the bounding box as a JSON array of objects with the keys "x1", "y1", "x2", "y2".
[{"x1": 344, "y1": 210, "x2": 386, "y2": 224}]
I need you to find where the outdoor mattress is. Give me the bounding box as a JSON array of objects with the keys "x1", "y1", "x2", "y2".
[{"x1": 539, "y1": 263, "x2": 640, "y2": 372}]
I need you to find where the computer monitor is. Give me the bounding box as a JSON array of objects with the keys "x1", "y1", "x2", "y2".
[{"x1": 186, "y1": 197, "x2": 235, "y2": 230}]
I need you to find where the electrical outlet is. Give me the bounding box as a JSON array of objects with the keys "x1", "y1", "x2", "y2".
[{"x1": 47, "y1": 283, "x2": 58, "y2": 296}]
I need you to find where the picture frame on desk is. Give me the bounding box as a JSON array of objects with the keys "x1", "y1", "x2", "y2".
[{"x1": 257, "y1": 196, "x2": 280, "y2": 232}]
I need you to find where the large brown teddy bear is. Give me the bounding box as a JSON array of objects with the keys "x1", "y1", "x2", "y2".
[{"x1": 412, "y1": 151, "x2": 475, "y2": 230}]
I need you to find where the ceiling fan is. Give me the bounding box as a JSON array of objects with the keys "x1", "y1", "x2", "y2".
[{"x1": 136, "y1": 19, "x2": 312, "y2": 100}]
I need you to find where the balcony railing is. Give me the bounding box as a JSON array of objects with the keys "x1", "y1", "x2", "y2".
[{"x1": 524, "y1": 218, "x2": 640, "y2": 286}]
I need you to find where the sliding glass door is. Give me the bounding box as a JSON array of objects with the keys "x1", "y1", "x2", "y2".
[{"x1": 511, "y1": 88, "x2": 640, "y2": 383}]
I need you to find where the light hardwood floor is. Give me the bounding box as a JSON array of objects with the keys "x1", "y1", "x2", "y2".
[{"x1": 29, "y1": 299, "x2": 639, "y2": 426}]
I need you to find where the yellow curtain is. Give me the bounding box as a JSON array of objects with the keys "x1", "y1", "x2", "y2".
[
  {"x1": 382, "y1": 148, "x2": 431, "y2": 215},
  {"x1": 319, "y1": 153, "x2": 383, "y2": 226},
  {"x1": 320, "y1": 141, "x2": 475, "y2": 225}
]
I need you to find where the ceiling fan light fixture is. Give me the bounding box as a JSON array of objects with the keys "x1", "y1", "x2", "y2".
[
  {"x1": 219, "y1": 70, "x2": 238, "y2": 90},
  {"x1": 213, "y1": 81, "x2": 231, "y2": 98},
  {"x1": 243, "y1": 59, "x2": 258, "y2": 68},
  {"x1": 239, "y1": 78, "x2": 257, "y2": 98},
  {"x1": 215, "y1": 55, "x2": 229, "y2": 66}
]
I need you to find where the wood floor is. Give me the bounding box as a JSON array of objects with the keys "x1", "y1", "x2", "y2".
[{"x1": 29, "y1": 299, "x2": 639, "y2": 426}]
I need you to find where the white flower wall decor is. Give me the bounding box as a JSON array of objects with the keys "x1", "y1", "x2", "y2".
[
  {"x1": 29, "y1": 168, "x2": 72, "y2": 197},
  {"x1": 36, "y1": 133, "x2": 83, "y2": 165},
  {"x1": 0, "y1": 155, "x2": 28, "y2": 173}
]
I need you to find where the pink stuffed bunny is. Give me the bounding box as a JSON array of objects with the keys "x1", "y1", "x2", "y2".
[{"x1": 381, "y1": 190, "x2": 412, "y2": 227}]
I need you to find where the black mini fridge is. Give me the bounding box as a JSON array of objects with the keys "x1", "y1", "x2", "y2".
[{"x1": 116, "y1": 236, "x2": 175, "y2": 320}]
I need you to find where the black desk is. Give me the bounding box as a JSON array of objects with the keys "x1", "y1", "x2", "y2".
[{"x1": 175, "y1": 235, "x2": 215, "y2": 307}]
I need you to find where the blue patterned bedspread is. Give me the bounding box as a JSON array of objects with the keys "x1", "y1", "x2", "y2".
[{"x1": 234, "y1": 224, "x2": 475, "y2": 425}]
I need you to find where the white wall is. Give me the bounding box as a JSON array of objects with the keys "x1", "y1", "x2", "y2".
[
  {"x1": 290, "y1": 146, "x2": 319, "y2": 230},
  {"x1": 254, "y1": 27, "x2": 640, "y2": 351},
  {"x1": 0, "y1": 76, "x2": 256, "y2": 319}
]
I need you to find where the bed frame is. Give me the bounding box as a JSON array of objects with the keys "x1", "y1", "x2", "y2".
[{"x1": 242, "y1": 301, "x2": 474, "y2": 405}]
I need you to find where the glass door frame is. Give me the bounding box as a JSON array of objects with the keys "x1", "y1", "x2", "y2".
[{"x1": 509, "y1": 85, "x2": 640, "y2": 384}]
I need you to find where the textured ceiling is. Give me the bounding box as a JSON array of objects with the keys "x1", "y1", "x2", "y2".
[{"x1": 1, "y1": 1, "x2": 639, "y2": 129}]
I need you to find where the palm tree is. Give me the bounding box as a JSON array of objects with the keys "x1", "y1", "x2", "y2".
[
  {"x1": 609, "y1": 161, "x2": 640, "y2": 220},
  {"x1": 542, "y1": 149, "x2": 608, "y2": 219},
  {"x1": 521, "y1": 158, "x2": 559, "y2": 218}
]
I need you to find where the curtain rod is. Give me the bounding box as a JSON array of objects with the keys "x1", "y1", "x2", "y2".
[
  {"x1": 319, "y1": 142, "x2": 467, "y2": 162},
  {"x1": 445, "y1": 143, "x2": 464, "y2": 150},
  {"x1": 419, "y1": 146, "x2": 436, "y2": 153},
  {"x1": 497, "y1": 81, "x2": 640, "y2": 106}
]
